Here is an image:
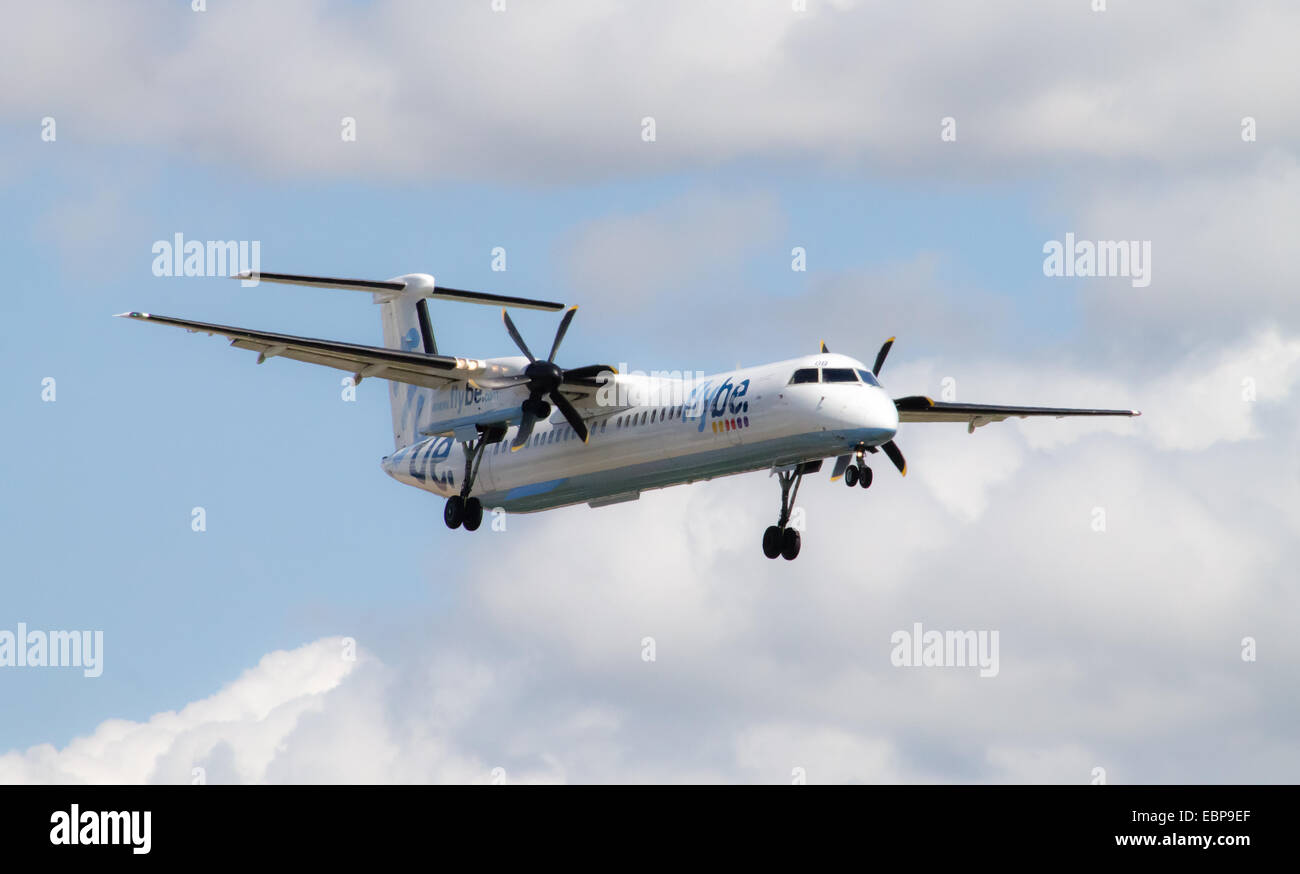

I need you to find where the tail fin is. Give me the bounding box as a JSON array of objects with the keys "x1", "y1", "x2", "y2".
[
  {"x1": 233, "y1": 271, "x2": 564, "y2": 450},
  {"x1": 379, "y1": 293, "x2": 438, "y2": 450}
]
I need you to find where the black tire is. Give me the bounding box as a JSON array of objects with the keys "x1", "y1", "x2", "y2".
[
  {"x1": 444, "y1": 495, "x2": 465, "y2": 529},
  {"x1": 860, "y1": 466, "x2": 873, "y2": 489},
  {"x1": 462, "y1": 497, "x2": 484, "y2": 531},
  {"x1": 845, "y1": 465, "x2": 859, "y2": 487},
  {"x1": 762, "y1": 525, "x2": 783, "y2": 559},
  {"x1": 781, "y1": 527, "x2": 801, "y2": 560}
]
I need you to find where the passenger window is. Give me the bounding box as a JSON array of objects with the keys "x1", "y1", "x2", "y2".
[
  {"x1": 788, "y1": 368, "x2": 820, "y2": 384},
  {"x1": 823, "y1": 368, "x2": 859, "y2": 383}
]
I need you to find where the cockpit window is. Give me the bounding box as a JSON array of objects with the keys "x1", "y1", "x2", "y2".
[
  {"x1": 857, "y1": 369, "x2": 880, "y2": 387},
  {"x1": 823, "y1": 368, "x2": 859, "y2": 383},
  {"x1": 788, "y1": 368, "x2": 820, "y2": 384}
]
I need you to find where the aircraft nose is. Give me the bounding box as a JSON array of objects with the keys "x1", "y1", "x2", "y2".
[{"x1": 859, "y1": 386, "x2": 899, "y2": 437}]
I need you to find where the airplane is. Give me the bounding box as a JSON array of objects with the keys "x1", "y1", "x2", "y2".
[{"x1": 118, "y1": 270, "x2": 1140, "y2": 560}]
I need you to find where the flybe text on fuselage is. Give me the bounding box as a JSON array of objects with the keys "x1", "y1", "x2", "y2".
[{"x1": 683, "y1": 376, "x2": 751, "y2": 432}]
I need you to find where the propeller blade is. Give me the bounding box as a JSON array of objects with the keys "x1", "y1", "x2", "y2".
[
  {"x1": 829, "y1": 454, "x2": 851, "y2": 481},
  {"x1": 501, "y1": 309, "x2": 536, "y2": 362},
  {"x1": 511, "y1": 409, "x2": 538, "y2": 450},
  {"x1": 881, "y1": 439, "x2": 906, "y2": 476},
  {"x1": 549, "y1": 390, "x2": 589, "y2": 443},
  {"x1": 819, "y1": 340, "x2": 830, "y2": 354},
  {"x1": 548, "y1": 306, "x2": 578, "y2": 363},
  {"x1": 873, "y1": 337, "x2": 895, "y2": 377}
]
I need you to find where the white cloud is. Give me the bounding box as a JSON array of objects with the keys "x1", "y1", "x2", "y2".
[
  {"x1": 560, "y1": 189, "x2": 785, "y2": 317},
  {"x1": 6, "y1": 0, "x2": 1300, "y2": 787},
  {"x1": 0, "y1": 639, "x2": 356, "y2": 784},
  {"x1": 5, "y1": 337, "x2": 1297, "y2": 784},
  {"x1": 5, "y1": 1, "x2": 1299, "y2": 182},
  {"x1": 1074, "y1": 156, "x2": 1300, "y2": 343}
]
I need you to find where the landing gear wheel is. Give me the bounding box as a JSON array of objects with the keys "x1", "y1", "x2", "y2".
[
  {"x1": 762, "y1": 526, "x2": 783, "y2": 559},
  {"x1": 859, "y1": 466, "x2": 873, "y2": 489},
  {"x1": 781, "y1": 527, "x2": 801, "y2": 561},
  {"x1": 444, "y1": 495, "x2": 465, "y2": 529},
  {"x1": 845, "y1": 465, "x2": 859, "y2": 487},
  {"x1": 462, "y1": 497, "x2": 484, "y2": 532}
]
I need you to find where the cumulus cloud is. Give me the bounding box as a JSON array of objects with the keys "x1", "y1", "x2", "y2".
[
  {"x1": 4, "y1": 1, "x2": 1298, "y2": 182},
  {"x1": 5, "y1": 338, "x2": 1297, "y2": 784},
  {"x1": 0, "y1": 639, "x2": 357, "y2": 784},
  {"x1": 1073, "y1": 156, "x2": 1300, "y2": 350},
  {"x1": 5, "y1": 0, "x2": 1298, "y2": 787},
  {"x1": 560, "y1": 189, "x2": 785, "y2": 317}
]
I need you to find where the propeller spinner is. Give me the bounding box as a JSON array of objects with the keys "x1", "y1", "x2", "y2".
[{"x1": 501, "y1": 307, "x2": 596, "y2": 450}]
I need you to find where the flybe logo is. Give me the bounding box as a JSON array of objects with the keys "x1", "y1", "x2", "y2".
[
  {"x1": 404, "y1": 437, "x2": 454, "y2": 486},
  {"x1": 686, "y1": 377, "x2": 750, "y2": 433}
]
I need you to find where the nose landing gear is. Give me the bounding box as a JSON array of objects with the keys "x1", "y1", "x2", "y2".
[
  {"x1": 842, "y1": 443, "x2": 874, "y2": 489},
  {"x1": 844, "y1": 463, "x2": 872, "y2": 489}
]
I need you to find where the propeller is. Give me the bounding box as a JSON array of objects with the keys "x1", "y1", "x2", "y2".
[
  {"x1": 880, "y1": 438, "x2": 906, "y2": 476},
  {"x1": 501, "y1": 307, "x2": 598, "y2": 450},
  {"x1": 870, "y1": 336, "x2": 906, "y2": 474}
]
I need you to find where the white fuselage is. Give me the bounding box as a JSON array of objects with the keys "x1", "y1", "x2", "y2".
[{"x1": 381, "y1": 352, "x2": 899, "y2": 512}]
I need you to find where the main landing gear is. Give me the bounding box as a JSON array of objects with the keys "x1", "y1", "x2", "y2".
[
  {"x1": 444, "y1": 430, "x2": 501, "y2": 532},
  {"x1": 762, "y1": 466, "x2": 807, "y2": 561}
]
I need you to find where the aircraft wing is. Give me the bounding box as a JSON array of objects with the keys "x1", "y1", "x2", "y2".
[
  {"x1": 894, "y1": 395, "x2": 1140, "y2": 432},
  {"x1": 116, "y1": 311, "x2": 499, "y2": 389}
]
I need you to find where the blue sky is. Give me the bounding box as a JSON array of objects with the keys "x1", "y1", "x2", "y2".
[
  {"x1": 2, "y1": 1, "x2": 1297, "y2": 783},
  {"x1": 1, "y1": 142, "x2": 1074, "y2": 750}
]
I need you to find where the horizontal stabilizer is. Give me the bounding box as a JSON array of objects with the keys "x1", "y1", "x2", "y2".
[{"x1": 232, "y1": 271, "x2": 565, "y2": 311}]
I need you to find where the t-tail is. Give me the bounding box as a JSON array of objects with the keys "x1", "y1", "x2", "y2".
[{"x1": 233, "y1": 270, "x2": 565, "y2": 449}]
